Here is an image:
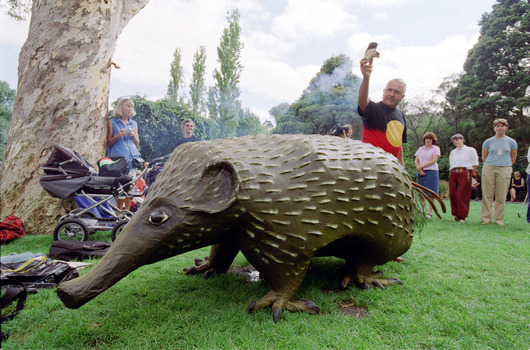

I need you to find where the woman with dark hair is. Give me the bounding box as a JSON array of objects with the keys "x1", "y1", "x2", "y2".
[{"x1": 414, "y1": 132, "x2": 441, "y2": 218}]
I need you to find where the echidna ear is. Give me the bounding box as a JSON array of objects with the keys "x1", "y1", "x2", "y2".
[{"x1": 183, "y1": 161, "x2": 240, "y2": 214}]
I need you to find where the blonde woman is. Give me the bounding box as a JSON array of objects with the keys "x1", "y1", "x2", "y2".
[{"x1": 107, "y1": 98, "x2": 141, "y2": 211}]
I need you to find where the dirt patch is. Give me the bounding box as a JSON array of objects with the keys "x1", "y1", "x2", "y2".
[{"x1": 337, "y1": 298, "x2": 369, "y2": 318}]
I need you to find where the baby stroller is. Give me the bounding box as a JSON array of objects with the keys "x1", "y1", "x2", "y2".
[{"x1": 39, "y1": 144, "x2": 147, "y2": 242}]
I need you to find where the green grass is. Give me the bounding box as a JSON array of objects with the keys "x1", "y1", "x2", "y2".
[{"x1": 1, "y1": 201, "x2": 529, "y2": 349}]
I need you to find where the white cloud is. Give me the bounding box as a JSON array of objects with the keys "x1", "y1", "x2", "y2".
[
  {"x1": 271, "y1": 0, "x2": 358, "y2": 42},
  {"x1": 385, "y1": 35, "x2": 479, "y2": 100},
  {"x1": 347, "y1": 33, "x2": 398, "y2": 59},
  {"x1": 374, "y1": 12, "x2": 389, "y2": 22},
  {"x1": 110, "y1": 0, "x2": 231, "y2": 93},
  {"x1": 351, "y1": 0, "x2": 409, "y2": 7},
  {"x1": 241, "y1": 58, "x2": 317, "y2": 102}
]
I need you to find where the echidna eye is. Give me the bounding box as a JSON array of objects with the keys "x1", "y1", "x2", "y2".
[{"x1": 148, "y1": 211, "x2": 169, "y2": 225}]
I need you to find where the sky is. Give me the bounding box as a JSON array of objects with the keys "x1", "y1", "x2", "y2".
[{"x1": 0, "y1": 0, "x2": 498, "y2": 123}]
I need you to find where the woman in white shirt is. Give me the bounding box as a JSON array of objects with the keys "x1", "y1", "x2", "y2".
[{"x1": 449, "y1": 134, "x2": 479, "y2": 222}]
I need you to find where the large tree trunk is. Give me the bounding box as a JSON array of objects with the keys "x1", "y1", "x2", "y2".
[{"x1": 0, "y1": 0, "x2": 149, "y2": 234}]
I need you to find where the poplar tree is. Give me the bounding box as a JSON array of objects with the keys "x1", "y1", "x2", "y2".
[
  {"x1": 213, "y1": 9, "x2": 244, "y2": 138},
  {"x1": 167, "y1": 47, "x2": 185, "y2": 102},
  {"x1": 190, "y1": 46, "x2": 207, "y2": 115}
]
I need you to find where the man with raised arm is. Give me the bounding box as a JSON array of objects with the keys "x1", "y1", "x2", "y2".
[{"x1": 357, "y1": 54, "x2": 407, "y2": 165}]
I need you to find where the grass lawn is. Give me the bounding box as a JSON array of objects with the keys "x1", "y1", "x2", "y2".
[{"x1": 1, "y1": 200, "x2": 529, "y2": 349}]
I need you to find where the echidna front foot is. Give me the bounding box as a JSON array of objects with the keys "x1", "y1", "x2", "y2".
[{"x1": 247, "y1": 291, "x2": 320, "y2": 322}]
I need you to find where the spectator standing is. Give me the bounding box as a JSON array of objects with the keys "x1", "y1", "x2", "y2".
[
  {"x1": 175, "y1": 119, "x2": 199, "y2": 148},
  {"x1": 414, "y1": 132, "x2": 441, "y2": 218},
  {"x1": 481, "y1": 118, "x2": 518, "y2": 225},
  {"x1": 107, "y1": 98, "x2": 141, "y2": 212},
  {"x1": 448, "y1": 134, "x2": 479, "y2": 222}
]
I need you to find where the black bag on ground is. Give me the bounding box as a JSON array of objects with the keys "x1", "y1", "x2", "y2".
[{"x1": 48, "y1": 240, "x2": 111, "y2": 261}]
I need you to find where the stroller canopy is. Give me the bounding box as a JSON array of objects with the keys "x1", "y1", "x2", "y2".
[
  {"x1": 42, "y1": 144, "x2": 98, "y2": 177},
  {"x1": 40, "y1": 144, "x2": 98, "y2": 199},
  {"x1": 40, "y1": 144, "x2": 130, "y2": 199}
]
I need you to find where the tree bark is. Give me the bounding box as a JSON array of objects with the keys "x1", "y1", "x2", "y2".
[{"x1": 0, "y1": 0, "x2": 149, "y2": 234}]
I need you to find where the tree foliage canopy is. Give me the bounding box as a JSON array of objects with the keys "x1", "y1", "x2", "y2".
[
  {"x1": 451, "y1": 0, "x2": 530, "y2": 146},
  {"x1": 272, "y1": 54, "x2": 361, "y2": 136},
  {"x1": 1, "y1": 0, "x2": 31, "y2": 20}
]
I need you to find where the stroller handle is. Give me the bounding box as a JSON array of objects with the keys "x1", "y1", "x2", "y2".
[{"x1": 149, "y1": 153, "x2": 171, "y2": 164}]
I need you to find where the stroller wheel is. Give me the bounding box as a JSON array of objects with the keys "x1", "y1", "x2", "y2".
[
  {"x1": 111, "y1": 221, "x2": 128, "y2": 242},
  {"x1": 53, "y1": 219, "x2": 90, "y2": 241}
]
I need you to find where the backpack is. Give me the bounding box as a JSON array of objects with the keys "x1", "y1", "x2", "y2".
[
  {"x1": 48, "y1": 240, "x2": 112, "y2": 261},
  {"x1": 1, "y1": 253, "x2": 79, "y2": 292},
  {"x1": 1, "y1": 253, "x2": 79, "y2": 341}
]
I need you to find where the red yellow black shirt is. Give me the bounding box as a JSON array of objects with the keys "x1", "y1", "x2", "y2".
[{"x1": 357, "y1": 101, "x2": 407, "y2": 158}]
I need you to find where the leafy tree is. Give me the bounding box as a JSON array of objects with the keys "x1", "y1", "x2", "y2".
[
  {"x1": 206, "y1": 86, "x2": 220, "y2": 138},
  {"x1": 213, "y1": 9, "x2": 244, "y2": 138},
  {"x1": 451, "y1": 0, "x2": 530, "y2": 147},
  {"x1": 236, "y1": 108, "x2": 271, "y2": 137},
  {"x1": 167, "y1": 47, "x2": 185, "y2": 102},
  {"x1": 269, "y1": 103, "x2": 289, "y2": 121},
  {"x1": 190, "y1": 46, "x2": 207, "y2": 115},
  {"x1": 0, "y1": 80, "x2": 16, "y2": 164},
  {"x1": 272, "y1": 54, "x2": 361, "y2": 136},
  {"x1": 1, "y1": 0, "x2": 31, "y2": 20}
]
